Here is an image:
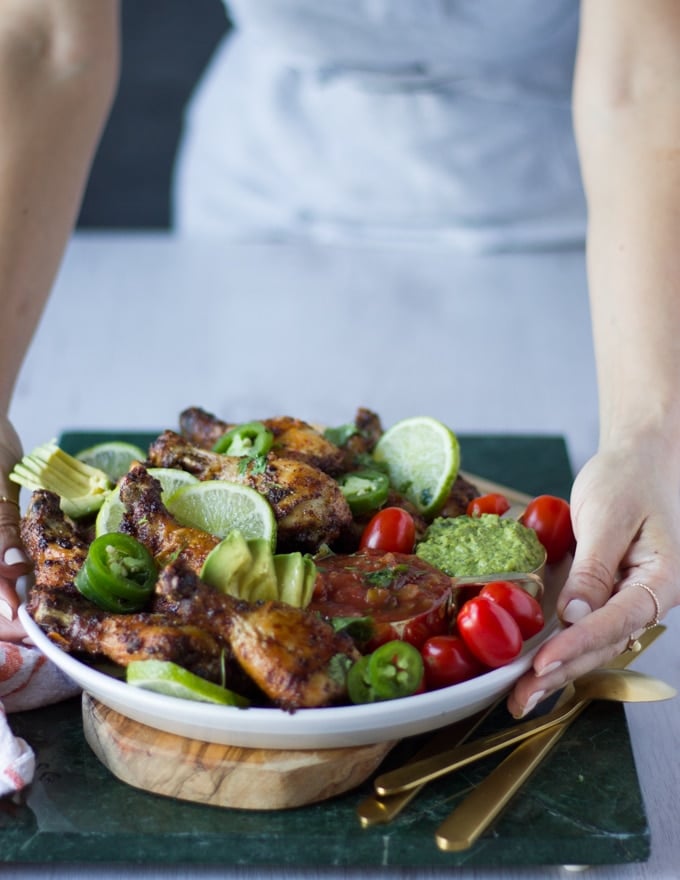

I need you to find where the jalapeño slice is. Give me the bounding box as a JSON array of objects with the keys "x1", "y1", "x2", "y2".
[
  {"x1": 367, "y1": 640, "x2": 424, "y2": 700},
  {"x1": 347, "y1": 655, "x2": 377, "y2": 704},
  {"x1": 75, "y1": 533, "x2": 157, "y2": 613},
  {"x1": 347, "y1": 640, "x2": 424, "y2": 703},
  {"x1": 338, "y1": 468, "x2": 390, "y2": 515},
  {"x1": 212, "y1": 421, "x2": 274, "y2": 457}
]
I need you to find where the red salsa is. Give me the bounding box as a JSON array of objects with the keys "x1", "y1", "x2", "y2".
[{"x1": 311, "y1": 549, "x2": 454, "y2": 626}]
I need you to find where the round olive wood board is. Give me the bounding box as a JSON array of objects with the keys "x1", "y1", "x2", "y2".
[{"x1": 82, "y1": 693, "x2": 396, "y2": 810}]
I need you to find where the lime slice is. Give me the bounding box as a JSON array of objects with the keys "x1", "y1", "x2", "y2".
[
  {"x1": 95, "y1": 467, "x2": 199, "y2": 537},
  {"x1": 126, "y1": 659, "x2": 249, "y2": 707},
  {"x1": 76, "y1": 441, "x2": 146, "y2": 483},
  {"x1": 165, "y1": 480, "x2": 277, "y2": 547},
  {"x1": 373, "y1": 416, "x2": 460, "y2": 516}
]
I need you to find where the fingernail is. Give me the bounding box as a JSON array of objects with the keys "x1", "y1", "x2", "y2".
[
  {"x1": 15, "y1": 575, "x2": 31, "y2": 602},
  {"x1": 0, "y1": 598, "x2": 14, "y2": 622},
  {"x1": 4, "y1": 547, "x2": 27, "y2": 566},
  {"x1": 536, "y1": 660, "x2": 562, "y2": 678},
  {"x1": 562, "y1": 598, "x2": 592, "y2": 624},
  {"x1": 519, "y1": 690, "x2": 545, "y2": 718}
]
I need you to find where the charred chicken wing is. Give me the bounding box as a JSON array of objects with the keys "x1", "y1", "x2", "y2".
[
  {"x1": 20, "y1": 489, "x2": 88, "y2": 594},
  {"x1": 147, "y1": 430, "x2": 352, "y2": 551},
  {"x1": 29, "y1": 587, "x2": 228, "y2": 683},
  {"x1": 154, "y1": 562, "x2": 359, "y2": 710},
  {"x1": 118, "y1": 463, "x2": 220, "y2": 571},
  {"x1": 180, "y1": 406, "x2": 346, "y2": 475},
  {"x1": 21, "y1": 492, "x2": 231, "y2": 684}
]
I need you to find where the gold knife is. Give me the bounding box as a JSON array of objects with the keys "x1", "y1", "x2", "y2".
[
  {"x1": 356, "y1": 701, "x2": 500, "y2": 827},
  {"x1": 435, "y1": 624, "x2": 666, "y2": 851}
]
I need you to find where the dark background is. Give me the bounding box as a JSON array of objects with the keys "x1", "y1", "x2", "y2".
[{"x1": 77, "y1": 0, "x2": 231, "y2": 230}]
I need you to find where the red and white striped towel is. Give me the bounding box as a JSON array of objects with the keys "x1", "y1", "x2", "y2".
[{"x1": 1, "y1": 642, "x2": 79, "y2": 797}]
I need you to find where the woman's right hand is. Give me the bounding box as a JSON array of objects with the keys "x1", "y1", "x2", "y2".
[{"x1": 0, "y1": 415, "x2": 30, "y2": 641}]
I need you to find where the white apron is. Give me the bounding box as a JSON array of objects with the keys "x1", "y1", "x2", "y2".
[{"x1": 173, "y1": 0, "x2": 585, "y2": 251}]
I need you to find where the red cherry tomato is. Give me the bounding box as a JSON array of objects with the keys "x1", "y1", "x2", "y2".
[
  {"x1": 520, "y1": 495, "x2": 575, "y2": 564},
  {"x1": 421, "y1": 635, "x2": 487, "y2": 689},
  {"x1": 456, "y1": 597, "x2": 523, "y2": 668},
  {"x1": 478, "y1": 581, "x2": 545, "y2": 640},
  {"x1": 401, "y1": 606, "x2": 450, "y2": 650},
  {"x1": 466, "y1": 492, "x2": 511, "y2": 518},
  {"x1": 359, "y1": 507, "x2": 416, "y2": 554}
]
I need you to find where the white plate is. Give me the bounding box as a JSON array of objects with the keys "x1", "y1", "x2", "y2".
[{"x1": 18, "y1": 561, "x2": 566, "y2": 749}]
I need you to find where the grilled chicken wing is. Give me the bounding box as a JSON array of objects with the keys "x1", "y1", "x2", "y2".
[
  {"x1": 118, "y1": 463, "x2": 220, "y2": 571},
  {"x1": 154, "y1": 562, "x2": 359, "y2": 710},
  {"x1": 179, "y1": 406, "x2": 346, "y2": 475},
  {"x1": 20, "y1": 489, "x2": 88, "y2": 594},
  {"x1": 20, "y1": 491, "x2": 235, "y2": 684},
  {"x1": 28, "y1": 587, "x2": 228, "y2": 683},
  {"x1": 147, "y1": 430, "x2": 352, "y2": 551}
]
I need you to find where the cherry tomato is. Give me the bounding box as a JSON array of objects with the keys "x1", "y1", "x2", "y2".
[
  {"x1": 478, "y1": 580, "x2": 545, "y2": 640},
  {"x1": 457, "y1": 597, "x2": 523, "y2": 668},
  {"x1": 401, "y1": 606, "x2": 450, "y2": 650},
  {"x1": 421, "y1": 635, "x2": 487, "y2": 689},
  {"x1": 520, "y1": 495, "x2": 575, "y2": 564},
  {"x1": 466, "y1": 492, "x2": 511, "y2": 518},
  {"x1": 359, "y1": 507, "x2": 416, "y2": 554}
]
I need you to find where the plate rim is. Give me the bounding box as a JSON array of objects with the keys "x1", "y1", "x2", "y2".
[{"x1": 18, "y1": 584, "x2": 562, "y2": 750}]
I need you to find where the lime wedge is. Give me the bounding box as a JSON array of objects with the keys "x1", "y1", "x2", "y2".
[
  {"x1": 373, "y1": 416, "x2": 460, "y2": 517},
  {"x1": 95, "y1": 467, "x2": 199, "y2": 537},
  {"x1": 165, "y1": 480, "x2": 277, "y2": 547},
  {"x1": 76, "y1": 441, "x2": 146, "y2": 483},
  {"x1": 126, "y1": 659, "x2": 249, "y2": 707}
]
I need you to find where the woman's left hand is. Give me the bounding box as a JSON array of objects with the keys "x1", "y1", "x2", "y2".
[{"x1": 508, "y1": 439, "x2": 680, "y2": 717}]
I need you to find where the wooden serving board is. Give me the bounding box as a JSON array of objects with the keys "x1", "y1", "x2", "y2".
[{"x1": 82, "y1": 694, "x2": 396, "y2": 810}]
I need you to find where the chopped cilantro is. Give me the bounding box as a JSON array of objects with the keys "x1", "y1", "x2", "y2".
[{"x1": 364, "y1": 565, "x2": 409, "y2": 588}]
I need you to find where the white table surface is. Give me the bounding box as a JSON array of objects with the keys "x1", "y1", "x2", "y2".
[{"x1": 6, "y1": 232, "x2": 679, "y2": 879}]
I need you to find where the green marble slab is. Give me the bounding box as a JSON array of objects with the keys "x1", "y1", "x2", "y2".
[{"x1": 1, "y1": 433, "x2": 650, "y2": 868}]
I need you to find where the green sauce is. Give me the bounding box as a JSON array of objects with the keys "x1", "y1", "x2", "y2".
[{"x1": 416, "y1": 514, "x2": 545, "y2": 577}]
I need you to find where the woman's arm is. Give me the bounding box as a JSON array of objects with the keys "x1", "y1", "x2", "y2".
[
  {"x1": 0, "y1": 0, "x2": 120, "y2": 639},
  {"x1": 509, "y1": 0, "x2": 680, "y2": 715}
]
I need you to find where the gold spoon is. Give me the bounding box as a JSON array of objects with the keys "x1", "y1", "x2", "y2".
[{"x1": 374, "y1": 668, "x2": 676, "y2": 796}]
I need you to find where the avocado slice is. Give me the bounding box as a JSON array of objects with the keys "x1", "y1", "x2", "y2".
[
  {"x1": 239, "y1": 538, "x2": 278, "y2": 601},
  {"x1": 201, "y1": 532, "x2": 317, "y2": 607},
  {"x1": 200, "y1": 530, "x2": 253, "y2": 597},
  {"x1": 273, "y1": 552, "x2": 318, "y2": 608}
]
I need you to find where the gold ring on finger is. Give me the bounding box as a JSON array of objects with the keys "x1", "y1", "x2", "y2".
[{"x1": 628, "y1": 581, "x2": 662, "y2": 629}]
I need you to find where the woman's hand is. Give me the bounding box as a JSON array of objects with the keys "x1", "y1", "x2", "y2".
[
  {"x1": 508, "y1": 438, "x2": 680, "y2": 717},
  {"x1": 0, "y1": 414, "x2": 29, "y2": 642}
]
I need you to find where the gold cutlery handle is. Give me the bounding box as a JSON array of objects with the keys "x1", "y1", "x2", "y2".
[
  {"x1": 374, "y1": 695, "x2": 583, "y2": 796},
  {"x1": 356, "y1": 705, "x2": 496, "y2": 827},
  {"x1": 356, "y1": 782, "x2": 427, "y2": 827},
  {"x1": 435, "y1": 715, "x2": 578, "y2": 850},
  {"x1": 434, "y1": 624, "x2": 666, "y2": 851}
]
